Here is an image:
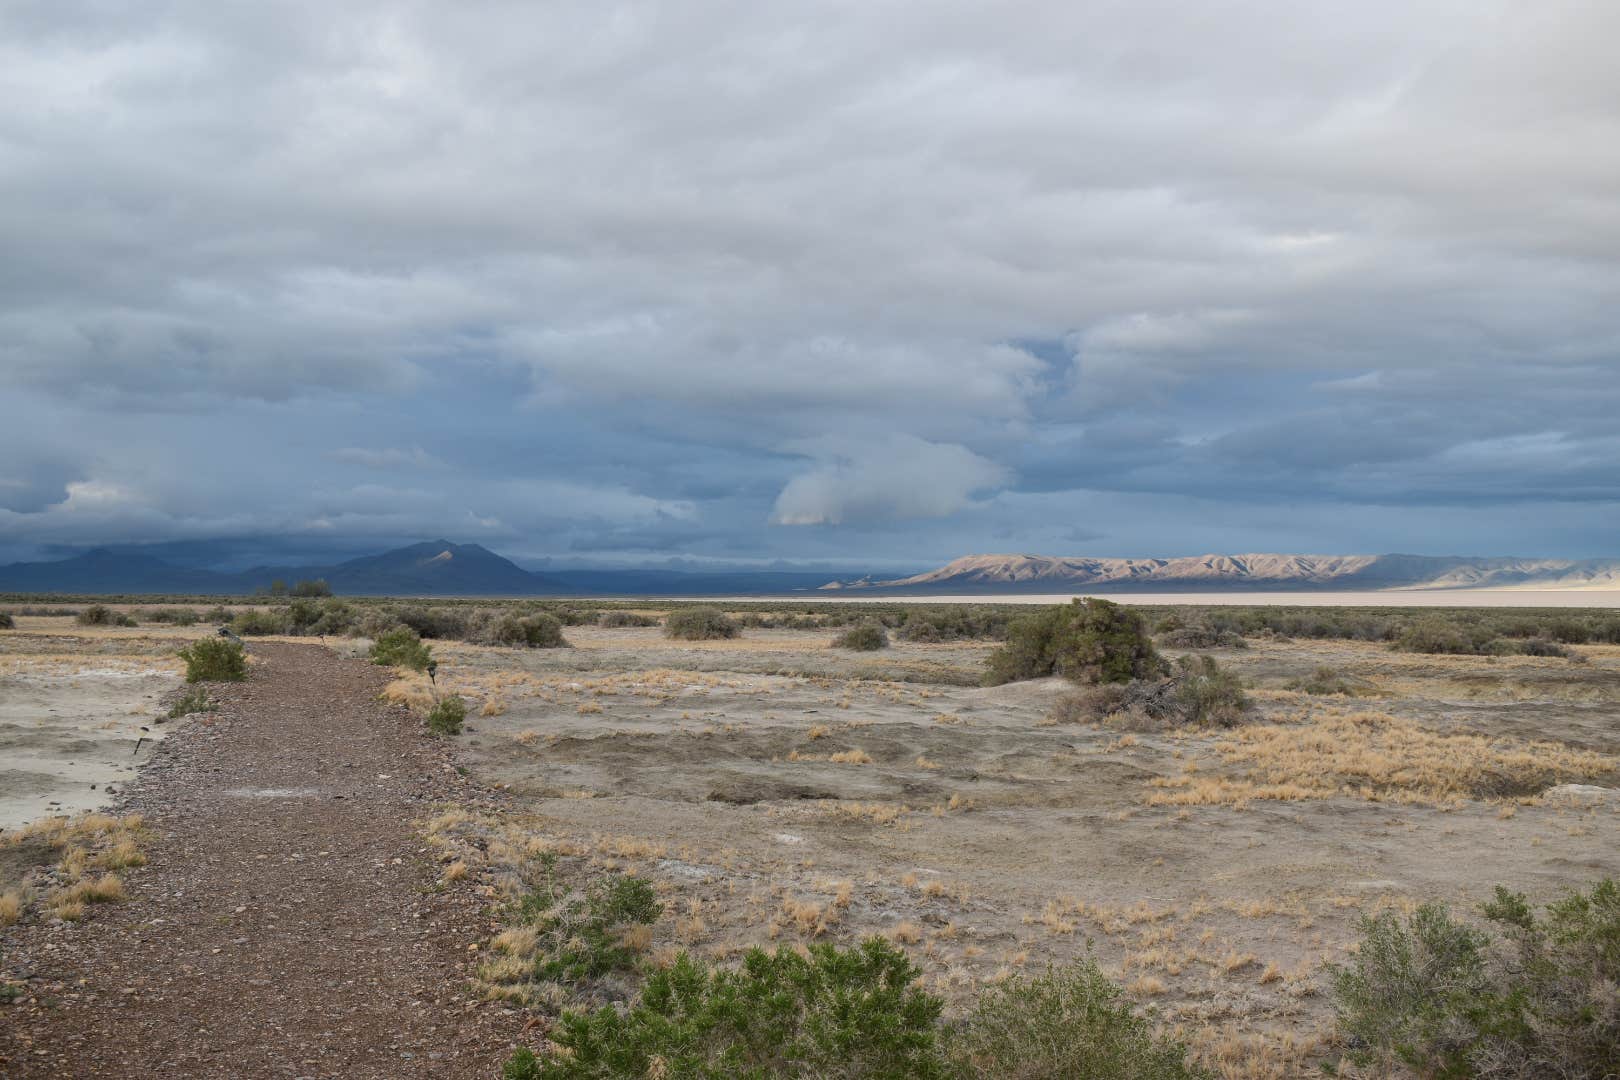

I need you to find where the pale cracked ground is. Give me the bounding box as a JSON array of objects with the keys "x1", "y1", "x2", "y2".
[{"x1": 373, "y1": 625, "x2": 1620, "y2": 1078}]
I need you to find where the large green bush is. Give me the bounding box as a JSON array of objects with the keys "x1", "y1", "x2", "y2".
[
  {"x1": 985, "y1": 599, "x2": 1164, "y2": 686},
  {"x1": 951, "y1": 960, "x2": 1208, "y2": 1079},
  {"x1": 664, "y1": 607, "x2": 741, "y2": 641},
  {"x1": 178, "y1": 637, "x2": 247, "y2": 683},
  {"x1": 1329, "y1": 877, "x2": 1620, "y2": 1078},
  {"x1": 0, "y1": 612, "x2": 13, "y2": 630},
  {"x1": 507, "y1": 938, "x2": 947, "y2": 1080},
  {"x1": 369, "y1": 625, "x2": 433, "y2": 672}
]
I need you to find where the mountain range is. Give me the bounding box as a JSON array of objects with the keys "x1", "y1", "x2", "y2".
[
  {"x1": 0, "y1": 541, "x2": 846, "y2": 597},
  {"x1": 4, "y1": 542, "x2": 1619, "y2": 598},
  {"x1": 820, "y1": 553, "x2": 1620, "y2": 593}
]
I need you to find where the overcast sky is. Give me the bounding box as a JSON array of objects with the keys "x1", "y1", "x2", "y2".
[{"x1": 3, "y1": 1, "x2": 1618, "y2": 569}]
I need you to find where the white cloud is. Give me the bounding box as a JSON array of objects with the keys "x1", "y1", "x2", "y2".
[{"x1": 771, "y1": 437, "x2": 1007, "y2": 526}]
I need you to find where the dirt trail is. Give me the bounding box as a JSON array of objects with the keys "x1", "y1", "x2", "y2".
[{"x1": 0, "y1": 643, "x2": 525, "y2": 1078}]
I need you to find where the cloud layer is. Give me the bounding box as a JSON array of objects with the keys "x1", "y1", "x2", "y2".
[{"x1": 2, "y1": 1, "x2": 1618, "y2": 565}]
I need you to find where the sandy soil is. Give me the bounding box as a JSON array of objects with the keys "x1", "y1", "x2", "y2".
[
  {"x1": 0, "y1": 620, "x2": 186, "y2": 830},
  {"x1": 410, "y1": 627, "x2": 1620, "y2": 1074}
]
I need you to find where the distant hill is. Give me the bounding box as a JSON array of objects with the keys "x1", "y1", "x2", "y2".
[
  {"x1": 820, "y1": 552, "x2": 1620, "y2": 593},
  {"x1": 0, "y1": 540, "x2": 859, "y2": 597}
]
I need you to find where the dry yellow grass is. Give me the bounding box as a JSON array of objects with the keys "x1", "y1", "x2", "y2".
[
  {"x1": 1149, "y1": 710, "x2": 1616, "y2": 807},
  {"x1": 828, "y1": 748, "x2": 873, "y2": 765},
  {"x1": 0, "y1": 890, "x2": 23, "y2": 926}
]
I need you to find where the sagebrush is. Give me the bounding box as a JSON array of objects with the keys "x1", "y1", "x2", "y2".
[{"x1": 178, "y1": 637, "x2": 247, "y2": 682}]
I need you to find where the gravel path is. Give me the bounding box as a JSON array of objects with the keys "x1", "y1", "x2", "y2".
[{"x1": 0, "y1": 642, "x2": 526, "y2": 1077}]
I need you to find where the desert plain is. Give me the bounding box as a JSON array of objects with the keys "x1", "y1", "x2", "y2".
[{"x1": 2, "y1": 603, "x2": 1618, "y2": 1077}]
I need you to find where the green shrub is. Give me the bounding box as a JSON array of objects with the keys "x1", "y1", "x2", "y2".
[
  {"x1": 1513, "y1": 637, "x2": 1574, "y2": 658},
  {"x1": 1329, "y1": 878, "x2": 1620, "y2": 1078},
  {"x1": 307, "y1": 599, "x2": 358, "y2": 636},
  {"x1": 597, "y1": 610, "x2": 658, "y2": 628},
  {"x1": 896, "y1": 607, "x2": 1013, "y2": 642},
  {"x1": 140, "y1": 607, "x2": 200, "y2": 626},
  {"x1": 290, "y1": 578, "x2": 332, "y2": 597},
  {"x1": 1394, "y1": 618, "x2": 1501, "y2": 655},
  {"x1": 178, "y1": 637, "x2": 247, "y2": 683},
  {"x1": 1171, "y1": 655, "x2": 1247, "y2": 726},
  {"x1": 231, "y1": 608, "x2": 292, "y2": 636},
  {"x1": 664, "y1": 607, "x2": 740, "y2": 641},
  {"x1": 0, "y1": 612, "x2": 13, "y2": 630},
  {"x1": 369, "y1": 625, "x2": 433, "y2": 671},
  {"x1": 1157, "y1": 624, "x2": 1248, "y2": 649},
  {"x1": 167, "y1": 687, "x2": 214, "y2": 719},
  {"x1": 426, "y1": 695, "x2": 466, "y2": 736},
  {"x1": 75, "y1": 604, "x2": 135, "y2": 627},
  {"x1": 950, "y1": 959, "x2": 1208, "y2": 1079},
  {"x1": 833, "y1": 621, "x2": 890, "y2": 651},
  {"x1": 390, "y1": 605, "x2": 474, "y2": 639},
  {"x1": 512, "y1": 938, "x2": 947, "y2": 1080},
  {"x1": 985, "y1": 599, "x2": 1164, "y2": 686},
  {"x1": 487, "y1": 612, "x2": 568, "y2": 648},
  {"x1": 523, "y1": 873, "x2": 664, "y2": 986}
]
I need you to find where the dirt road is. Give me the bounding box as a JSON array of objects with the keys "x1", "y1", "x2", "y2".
[{"x1": 0, "y1": 642, "x2": 524, "y2": 1078}]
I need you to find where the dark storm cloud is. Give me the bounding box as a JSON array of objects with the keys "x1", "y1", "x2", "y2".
[{"x1": 2, "y1": 1, "x2": 1618, "y2": 564}]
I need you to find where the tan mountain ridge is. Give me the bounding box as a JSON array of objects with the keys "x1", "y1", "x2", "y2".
[{"x1": 822, "y1": 553, "x2": 1620, "y2": 592}]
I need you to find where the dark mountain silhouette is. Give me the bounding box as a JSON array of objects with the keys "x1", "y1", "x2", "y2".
[{"x1": 0, "y1": 541, "x2": 855, "y2": 597}]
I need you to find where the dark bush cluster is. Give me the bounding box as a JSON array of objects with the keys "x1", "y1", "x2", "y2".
[
  {"x1": 1156, "y1": 623, "x2": 1248, "y2": 649},
  {"x1": 0, "y1": 612, "x2": 13, "y2": 630},
  {"x1": 486, "y1": 612, "x2": 569, "y2": 648},
  {"x1": 597, "y1": 610, "x2": 658, "y2": 628},
  {"x1": 664, "y1": 606, "x2": 741, "y2": 641},
  {"x1": 76, "y1": 604, "x2": 136, "y2": 627},
  {"x1": 833, "y1": 620, "x2": 890, "y2": 651},
  {"x1": 1047, "y1": 655, "x2": 1246, "y2": 729},
  {"x1": 895, "y1": 607, "x2": 1013, "y2": 643},
  {"x1": 231, "y1": 608, "x2": 292, "y2": 636},
  {"x1": 985, "y1": 599, "x2": 1165, "y2": 686},
  {"x1": 139, "y1": 607, "x2": 200, "y2": 626},
  {"x1": 1330, "y1": 877, "x2": 1620, "y2": 1079}
]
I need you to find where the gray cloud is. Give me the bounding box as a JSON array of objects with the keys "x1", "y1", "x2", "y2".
[{"x1": 1, "y1": 1, "x2": 1618, "y2": 564}]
